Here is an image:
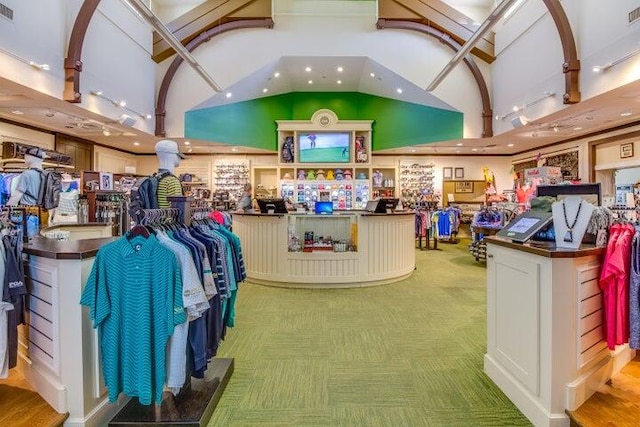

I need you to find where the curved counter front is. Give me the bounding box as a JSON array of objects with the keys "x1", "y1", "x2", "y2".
[{"x1": 233, "y1": 212, "x2": 415, "y2": 288}]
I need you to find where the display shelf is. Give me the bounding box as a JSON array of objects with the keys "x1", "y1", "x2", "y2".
[
  {"x1": 399, "y1": 161, "x2": 435, "y2": 208},
  {"x1": 213, "y1": 160, "x2": 250, "y2": 201}
]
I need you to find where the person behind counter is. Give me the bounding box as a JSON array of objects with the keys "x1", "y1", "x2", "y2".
[{"x1": 237, "y1": 183, "x2": 254, "y2": 213}]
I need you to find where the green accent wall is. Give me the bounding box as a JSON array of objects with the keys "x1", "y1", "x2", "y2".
[{"x1": 185, "y1": 92, "x2": 463, "y2": 151}]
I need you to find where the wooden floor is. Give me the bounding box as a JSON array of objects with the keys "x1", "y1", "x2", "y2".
[
  {"x1": 568, "y1": 355, "x2": 640, "y2": 427},
  {"x1": 0, "y1": 372, "x2": 68, "y2": 427}
]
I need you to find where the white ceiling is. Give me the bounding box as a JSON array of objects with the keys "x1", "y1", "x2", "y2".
[{"x1": 0, "y1": 0, "x2": 638, "y2": 158}]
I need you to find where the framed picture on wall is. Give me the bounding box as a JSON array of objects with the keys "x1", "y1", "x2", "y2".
[
  {"x1": 99, "y1": 172, "x2": 113, "y2": 190},
  {"x1": 620, "y1": 143, "x2": 634, "y2": 159},
  {"x1": 454, "y1": 168, "x2": 465, "y2": 179},
  {"x1": 443, "y1": 167, "x2": 453, "y2": 180},
  {"x1": 455, "y1": 181, "x2": 473, "y2": 193}
]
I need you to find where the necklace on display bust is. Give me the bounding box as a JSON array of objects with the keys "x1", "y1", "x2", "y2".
[{"x1": 562, "y1": 199, "x2": 583, "y2": 243}]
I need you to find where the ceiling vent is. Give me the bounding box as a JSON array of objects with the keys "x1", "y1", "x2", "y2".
[
  {"x1": 630, "y1": 6, "x2": 640, "y2": 25},
  {"x1": 0, "y1": 3, "x2": 13, "y2": 21}
]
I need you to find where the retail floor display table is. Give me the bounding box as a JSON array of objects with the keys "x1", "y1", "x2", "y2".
[
  {"x1": 484, "y1": 237, "x2": 633, "y2": 427},
  {"x1": 233, "y1": 212, "x2": 415, "y2": 287},
  {"x1": 18, "y1": 232, "x2": 233, "y2": 426}
]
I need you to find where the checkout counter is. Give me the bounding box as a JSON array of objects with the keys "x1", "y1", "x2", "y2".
[{"x1": 232, "y1": 211, "x2": 415, "y2": 288}]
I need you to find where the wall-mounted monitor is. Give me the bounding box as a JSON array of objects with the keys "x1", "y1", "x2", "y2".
[
  {"x1": 536, "y1": 183, "x2": 601, "y2": 206},
  {"x1": 298, "y1": 132, "x2": 350, "y2": 163}
]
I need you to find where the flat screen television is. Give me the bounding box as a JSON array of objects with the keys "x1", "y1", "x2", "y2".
[
  {"x1": 536, "y1": 183, "x2": 601, "y2": 206},
  {"x1": 374, "y1": 198, "x2": 399, "y2": 213},
  {"x1": 314, "y1": 201, "x2": 334, "y2": 215},
  {"x1": 298, "y1": 132, "x2": 350, "y2": 163},
  {"x1": 257, "y1": 198, "x2": 288, "y2": 214}
]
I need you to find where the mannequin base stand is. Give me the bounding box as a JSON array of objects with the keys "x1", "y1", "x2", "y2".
[{"x1": 108, "y1": 358, "x2": 234, "y2": 427}]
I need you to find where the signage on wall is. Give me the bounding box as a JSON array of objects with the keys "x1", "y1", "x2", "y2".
[{"x1": 620, "y1": 143, "x2": 634, "y2": 159}]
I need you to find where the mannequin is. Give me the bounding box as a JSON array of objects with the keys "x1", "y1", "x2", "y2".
[
  {"x1": 51, "y1": 175, "x2": 79, "y2": 224},
  {"x1": 154, "y1": 139, "x2": 185, "y2": 209},
  {"x1": 551, "y1": 195, "x2": 595, "y2": 249},
  {"x1": 8, "y1": 151, "x2": 44, "y2": 207}
]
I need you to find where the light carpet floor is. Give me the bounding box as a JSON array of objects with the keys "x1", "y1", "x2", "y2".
[{"x1": 209, "y1": 241, "x2": 531, "y2": 426}]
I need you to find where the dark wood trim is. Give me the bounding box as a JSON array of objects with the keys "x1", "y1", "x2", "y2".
[
  {"x1": 589, "y1": 139, "x2": 597, "y2": 182},
  {"x1": 155, "y1": 18, "x2": 274, "y2": 137},
  {"x1": 378, "y1": 0, "x2": 495, "y2": 63},
  {"x1": 542, "y1": 0, "x2": 580, "y2": 104},
  {"x1": 63, "y1": 0, "x2": 101, "y2": 103},
  {"x1": 153, "y1": 0, "x2": 270, "y2": 62},
  {"x1": 0, "y1": 117, "x2": 56, "y2": 135},
  {"x1": 377, "y1": 19, "x2": 493, "y2": 137}
]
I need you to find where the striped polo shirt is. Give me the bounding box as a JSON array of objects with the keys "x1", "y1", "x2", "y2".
[
  {"x1": 80, "y1": 234, "x2": 185, "y2": 405},
  {"x1": 157, "y1": 174, "x2": 183, "y2": 208}
]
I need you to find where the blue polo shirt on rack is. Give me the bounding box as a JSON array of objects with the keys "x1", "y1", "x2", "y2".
[{"x1": 80, "y1": 234, "x2": 185, "y2": 405}]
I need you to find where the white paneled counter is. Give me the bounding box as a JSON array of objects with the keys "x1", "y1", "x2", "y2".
[
  {"x1": 17, "y1": 235, "x2": 124, "y2": 427},
  {"x1": 483, "y1": 237, "x2": 633, "y2": 427},
  {"x1": 232, "y1": 212, "x2": 415, "y2": 287}
]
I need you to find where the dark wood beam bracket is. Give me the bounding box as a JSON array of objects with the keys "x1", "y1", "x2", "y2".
[
  {"x1": 542, "y1": 0, "x2": 581, "y2": 104},
  {"x1": 155, "y1": 18, "x2": 274, "y2": 137},
  {"x1": 64, "y1": 0, "x2": 101, "y2": 103}
]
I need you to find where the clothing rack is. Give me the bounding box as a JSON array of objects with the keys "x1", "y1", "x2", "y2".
[{"x1": 105, "y1": 197, "x2": 235, "y2": 426}]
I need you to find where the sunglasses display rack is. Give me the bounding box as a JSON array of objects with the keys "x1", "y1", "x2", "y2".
[
  {"x1": 213, "y1": 161, "x2": 250, "y2": 204},
  {"x1": 399, "y1": 161, "x2": 435, "y2": 208}
]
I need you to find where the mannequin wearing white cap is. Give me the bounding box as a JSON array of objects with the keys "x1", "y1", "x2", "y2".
[
  {"x1": 8, "y1": 153, "x2": 44, "y2": 206},
  {"x1": 154, "y1": 139, "x2": 185, "y2": 209}
]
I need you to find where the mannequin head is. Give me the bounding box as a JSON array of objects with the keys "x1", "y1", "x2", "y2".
[
  {"x1": 155, "y1": 139, "x2": 186, "y2": 173},
  {"x1": 24, "y1": 153, "x2": 43, "y2": 170}
]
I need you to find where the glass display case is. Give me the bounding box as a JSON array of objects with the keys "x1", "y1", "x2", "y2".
[{"x1": 287, "y1": 213, "x2": 357, "y2": 252}]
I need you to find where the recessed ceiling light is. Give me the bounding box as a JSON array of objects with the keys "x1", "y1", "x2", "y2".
[
  {"x1": 226, "y1": 92, "x2": 232, "y2": 98},
  {"x1": 369, "y1": 72, "x2": 375, "y2": 78},
  {"x1": 184, "y1": 141, "x2": 191, "y2": 145},
  {"x1": 262, "y1": 88, "x2": 268, "y2": 93},
  {"x1": 133, "y1": 141, "x2": 140, "y2": 146},
  {"x1": 471, "y1": 148, "x2": 478, "y2": 152},
  {"x1": 507, "y1": 143, "x2": 514, "y2": 147},
  {"x1": 337, "y1": 66, "x2": 343, "y2": 72},
  {"x1": 145, "y1": 114, "x2": 152, "y2": 119},
  {"x1": 621, "y1": 112, "x2": 632, "y2": 117},
  {"x1": 231, "y1": 146, "x2": 239, "y2": 152},
  {"x1": 308, "y1": 80, "x2": 313, "y2": 85},
  {"x1": 305, "y1": 67, "x2": 312, "y2": 72},
  {"x1": 337, "y1": 80, "x2": 342, "y2": 85},
  {"x1": 456, "y1": 143, "x2": 463, "y2": 146},
  {"x1": 11, "y1": 110, "x2": 24, "y2": 115},
  {"x1": 512, "y1": 105, "x2": 519, "y2": 112},
  {"x1": 396, "y1": 88, "x2": 403, "y2": 94},
  {"x1": 456, "y1": 150, "x2": 461, "y2": 153},
  {"x1": 410, "y1": 148, "x2": 416, "y2": 153},
  {"x1": 573, "y1": 126, "x2": 583, "y2": 131},
  {"x1": 118, "y1": 100, "x2": 126, "y2": 107},
  {"x1": 274, "y1": 72, "x2": 280, "y2": 78}
]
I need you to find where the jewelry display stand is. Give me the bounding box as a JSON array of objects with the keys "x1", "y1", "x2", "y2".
[{"x1": 551, "y1": 196, "x2": 595, "y2": 249}]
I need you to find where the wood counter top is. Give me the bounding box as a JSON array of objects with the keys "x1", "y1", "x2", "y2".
[
  {"x1": 484, "y1": 235, "x2": 606, "y2": 258},
  {"x1": 23, "y1": 236, "x2": 116, "y2": 260}
]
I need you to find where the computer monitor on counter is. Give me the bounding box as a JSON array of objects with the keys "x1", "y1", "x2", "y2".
[{"x1": 257, "y1": 198, "x2": 288, "y2": 214}]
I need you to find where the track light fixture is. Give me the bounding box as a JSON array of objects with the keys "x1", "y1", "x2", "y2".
[
  {"x1": 0, "y1": 47, "x2": 49, "y2": 71},
  {"x1": 592, "y1": 47, "x2": 640, "y2": 72},
  {"x1": 90, "y1": 90, "x2": 151, "y2": 120},
  {"x1": 495, "y1": 91, "x2": 556, "y2": 121}
]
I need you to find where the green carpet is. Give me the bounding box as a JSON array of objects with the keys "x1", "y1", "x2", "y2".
[{"x1": 209, "y1": 240, "x2": 532, "y2": 426}]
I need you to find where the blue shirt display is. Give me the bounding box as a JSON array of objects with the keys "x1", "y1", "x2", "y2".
[{"x1": 80, "y1": 234, "x2": 185, "y2": 405}]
